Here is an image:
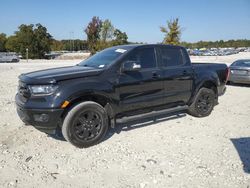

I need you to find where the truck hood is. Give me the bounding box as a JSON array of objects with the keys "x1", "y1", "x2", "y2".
[{"x1": 19, "y1": 65, "x2": 103, "y2": 84}]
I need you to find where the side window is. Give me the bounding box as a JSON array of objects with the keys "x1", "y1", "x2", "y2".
[
  {"x1": 126, "y1": 48, "x2": 156, "y2": 69},
  {"x1": 161, "y1": 48, "x2": 183, "y2": 67}
]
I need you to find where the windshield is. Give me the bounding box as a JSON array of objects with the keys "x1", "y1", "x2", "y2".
[
  {"x1": 232, "y1": 60, "x2": 250, "y2": 67},
  {"x1": 79, "y1": 48, "x2": 128, "y2": 68}
]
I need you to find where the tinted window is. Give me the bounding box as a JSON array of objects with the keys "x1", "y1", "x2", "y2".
[
  {"x1": 126, "y1": 48, "x2": 156, "y2": 69},
  {"x1": 79, "y1": 47, "x2": 127, "y2": 68},
  {"x1": 161, "y1": 48, "x2": 183, "y2": 67},
  {"x1": 232, "y1": 60, "x2": 250, "y2": 67}
]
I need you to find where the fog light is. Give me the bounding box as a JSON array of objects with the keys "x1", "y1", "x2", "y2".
[{"x1": 33, "y1": 114, "x2": 49, "y2": 122}]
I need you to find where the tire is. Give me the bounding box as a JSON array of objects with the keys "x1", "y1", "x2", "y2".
[
  {"x1": 62, "y1": 101, "x2": 109, "y2": 148},
  {"x1": 188, "y1": 88, "x2": 215, "y2": 117},
  {"x1": 11, "y1": 59, "x2": 18, "y2": 63}
]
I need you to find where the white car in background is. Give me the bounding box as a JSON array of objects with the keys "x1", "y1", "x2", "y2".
[{"x1": 0, "y1": 52, "x2": 20, "y2": 63}]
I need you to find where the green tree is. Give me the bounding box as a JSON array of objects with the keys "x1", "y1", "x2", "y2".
[
  {"x1": 100, "y1": 19, "x2": 114, "y2": 42},
  {"x1": 5, "y1": 35, "x2": 18, "y2": 52},
  {"x1": 180, "y1": 39, "x2": 250, "y2": 49},
  {"x1": 84, "y1": 16, "x2": 102, "y2": 54},
  {"x1": 58, "y1": 39, "x2": 88, "y2": 51},
  {"x1": 51, "y1": 39, "x2": 64, "y2": 51},
  {"x1": 0, "y1": 33, "x2": 7, "y2": 51},
  {"x1": 15, "y1": 24, "x2": 35, "y2": 57},
  {"x1": 84, "y1": 17, "x2": 129, "y2": 53},
  {"x1": 95, "y1": 28, "x2": 128, "y2": 51},
  {"x1": 160, "y1": 18, "x2": 181, "y2": 45},
  {"x1": 113, "y1": 29, "x2": 128, "y2": 45},
  {"x1": 33, "y1": 24, "x2": 52, "y2": 58},
  {"x1": 7, "y1": 24, "x2": 52, "y2": 58}
]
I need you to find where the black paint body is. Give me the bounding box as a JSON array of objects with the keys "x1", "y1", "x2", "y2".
[{"x1": 15, "y1": 44, "x2": 228, "y2": 133}]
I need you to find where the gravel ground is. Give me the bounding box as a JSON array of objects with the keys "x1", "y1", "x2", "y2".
[{"x1": 0, "y1": 54, "x2": 250, "y2": 188}]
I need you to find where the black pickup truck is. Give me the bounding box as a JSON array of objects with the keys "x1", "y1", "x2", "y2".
[{"x1": 16, "y1": 44, "x2": 229, "y2": 147}]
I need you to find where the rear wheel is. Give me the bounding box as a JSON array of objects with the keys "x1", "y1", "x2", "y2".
[
  {"x1": 11, "y1": 59, "x2": 19, "y2": 63},
  {"x1": 62, "y1": 101, "x2": 109, "y2": 148},
  {"x1": 188, "y1": 88, "x2": 215, "y2": 117}
]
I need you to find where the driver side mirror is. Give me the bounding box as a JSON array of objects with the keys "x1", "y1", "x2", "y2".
[{"x1": 122, "y1": 60, "x2": 141, "y2": 72}]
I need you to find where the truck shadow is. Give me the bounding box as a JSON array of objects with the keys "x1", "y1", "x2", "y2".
[
  {"x1": 231, "y1": 137, "x2": 250, "y2": 173},
  {"x1": 227, "y1": 82, "x2": 250, "y2": 88}
]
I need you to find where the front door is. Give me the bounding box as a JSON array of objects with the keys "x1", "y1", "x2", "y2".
[{"x1": 118, "y1": 47, "x2": 164, "y2": 112}]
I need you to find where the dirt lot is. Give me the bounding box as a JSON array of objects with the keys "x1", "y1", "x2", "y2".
[{"x1": 0, "y1": 54, "x2": 250, "y2": 188}]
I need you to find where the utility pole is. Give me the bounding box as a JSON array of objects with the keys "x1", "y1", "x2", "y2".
[
  {"x1": 69, "y1": 31, "x2": 74, "y2": 52},
  {"x1": 72, "y1": 31, "x2": 74, "y2": 52},
  {"x1": 26, "y1": 48, "x2": 28, "y2": 62},
  {"x1": 69, "y1": 32, "x2": 72, "y2": 52}
]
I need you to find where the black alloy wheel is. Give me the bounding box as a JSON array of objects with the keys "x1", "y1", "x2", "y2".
[
  {"x1": 188, "y1": 88, "x2": 216, "y2": 117},
  {"x1": 72, "y1": 110, "x2": 102, "y2": 141},
  {"x1": 62, "y1": 101, "x2": 109, "y2": 148}
]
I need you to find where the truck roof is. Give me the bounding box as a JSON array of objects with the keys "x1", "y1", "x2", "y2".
[{"x1": 111, "y1": 44, "x2": 185, "y2": 50}]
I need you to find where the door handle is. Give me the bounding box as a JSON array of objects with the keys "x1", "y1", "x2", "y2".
[
  {"x1": 178, "y1": 70, "x2": 191, "y2": 80},
  {"x1": 152, "y1": 72, "x2": 160, "y2": 79}
]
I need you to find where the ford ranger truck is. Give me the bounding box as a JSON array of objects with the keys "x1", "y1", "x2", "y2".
[{"x1": 15, "y1": 44, "x2": 229, "y2": 148}]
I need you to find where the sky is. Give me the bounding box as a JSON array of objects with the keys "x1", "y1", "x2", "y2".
[{"x1": 0, "y1": 0, "x2": 250, "y2": 43}]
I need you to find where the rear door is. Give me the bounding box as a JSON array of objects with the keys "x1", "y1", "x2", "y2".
[
  {"x1": 118, "y1": 47, "x2": 164, "y2": 112},
  {"x1": 158, "y1": 46, "x2": 193, "y2": 106}
]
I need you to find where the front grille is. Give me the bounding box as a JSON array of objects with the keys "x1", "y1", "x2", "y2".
[{"x1": 18, "y1": 81, "x2": 30, "y2": 99}]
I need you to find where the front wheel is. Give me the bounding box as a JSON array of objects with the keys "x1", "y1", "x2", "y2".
[
  {"x1": 62, "y1": 101, "x2": 109, "y2": 148},
  {"x1": 188, "y1": 88, "x2": 215, "y2": 117}
]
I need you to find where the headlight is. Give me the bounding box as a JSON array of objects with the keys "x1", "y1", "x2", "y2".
[{"x1": 29, "y1": 85, "x2": 58, "y2": 95}]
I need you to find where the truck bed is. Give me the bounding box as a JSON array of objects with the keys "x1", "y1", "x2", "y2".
[
  {"x1": 191, "y1": 62, "x2": 228, "y2": 95},
  {"x1": 192, "y1": 62, "x2": 228, "y2": 67}
]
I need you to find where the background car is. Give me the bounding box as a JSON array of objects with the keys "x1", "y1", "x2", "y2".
[
  {"x1": 0, "y1": 52, "x2": 20, "y2": 63},
  {"x1": 228, "y1": 59, "x2": 250, "y2": 84}
]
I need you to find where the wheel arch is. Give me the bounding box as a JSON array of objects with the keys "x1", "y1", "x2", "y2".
[
  {"x1": 189, "y1": 79, "x2": 218, "y2": 105},
  {"x1": 60, "y1": 92, "x2": 115, "y2": 123},
  {"x1": 200, "y1": 80, "x2": 218, "y2": 96}
]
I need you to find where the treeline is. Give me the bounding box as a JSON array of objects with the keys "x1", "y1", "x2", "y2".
[
  {"x1": 0, "y1": 24, "x2": 52, "y2": 59},
  {"x1": 0, "y1": 16, "x2": 128, "y2": 58},
  {"x1": 0, "y1": 33, "x2": 89, "y2": 55},
  {"x1": 0, "y1": 29, "x2": 89, "y2": 58},
  {"x1": 51, "y1": 39, "x2": 88, "y2": 51},
  {"x1": 51, "y1": 17, "x2": 129, "y2": 54},
  {"x1": 180, "y1": 39, "x2": 250, "y2": 49}
]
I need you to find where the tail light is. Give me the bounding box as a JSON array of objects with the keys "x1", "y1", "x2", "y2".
[{"x1": 225, "y1": 67, "x2": 230, "y2": 82}]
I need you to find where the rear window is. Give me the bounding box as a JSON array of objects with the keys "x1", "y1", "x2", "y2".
[
  {"x1": 160, "y1": 48, "x2": 183, "y2": 67},
  {"x1": 232, "y1": 60, "x2": 250, "y2": 67}
]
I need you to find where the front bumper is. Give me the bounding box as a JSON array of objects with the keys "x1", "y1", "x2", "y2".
[{"x1": 16, "y1": 104, "x2": 64, "y2": 134}]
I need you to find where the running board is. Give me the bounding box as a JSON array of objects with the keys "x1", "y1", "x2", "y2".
[{"x1": 116, "y1": 105, "x2": 188, "y2": 124}]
